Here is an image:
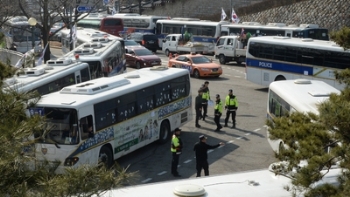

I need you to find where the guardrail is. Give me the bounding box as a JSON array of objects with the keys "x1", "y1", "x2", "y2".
[{"x1": 0, "y1": 48, "x2": 23, "y2": 67}]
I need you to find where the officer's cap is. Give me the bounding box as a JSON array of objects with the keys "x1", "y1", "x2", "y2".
[
  {"x1": 216, "y1": 94, "x2": 220, "y2": 98},
  {"x1": 174, "y1": 128, "x2": 182, "y2": 132},
  {"x1": 204, "y1": 81, "x2": 209, "y2": 84},
  {"x1": 199, "y1": 135, "x2": 207, "y2": 140},
  {"x1": 229, "y1": 89, "x2": 233, "y2": 93}
]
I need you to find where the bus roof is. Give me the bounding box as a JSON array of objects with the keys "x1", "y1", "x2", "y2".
[
  {"x1": 59, "y1": 38, "x2": 123, "y2": 62},
  {"x1": 93, "y1": 165, "x2": 340, "y2": 197},
  {"x1": 269, "y1": 79, "x2": 340, "y2": 114},
  {"x1": 248, "y1": 36, "x2": 348, "y2": 52},
  {"x1": 60, "y1": 28, "x2": 122, "y2": 42},
  {"x1": 4, "y1": 61, "x2": 88, "y2": 92},
  {"x1": 156, "y1": 19, "x2": 230, "y2": 26},
  {"x1": 36, "y1": 67, "x2": 189, "y2": 108}
]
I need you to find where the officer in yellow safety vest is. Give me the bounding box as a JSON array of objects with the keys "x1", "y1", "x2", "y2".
[
  {"x1": 224, "y1": 89, "x2": 239, "y2": 128},
  {"x1": 171, "y1": 128, "x2": 183, "y2": 177},
  {"x1": 214, "y1": 94, "x2": 223, "y2": 131},
  {"x1": 201, "y1": 81, "x2": 210, "y2": 121}
]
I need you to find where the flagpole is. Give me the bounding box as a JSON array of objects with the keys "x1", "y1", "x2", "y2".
[{"x1": 230, "y1": 0, "x2": 233, "y2": 22}]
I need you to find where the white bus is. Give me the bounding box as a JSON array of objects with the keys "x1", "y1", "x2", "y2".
[
  {"x1": 3, "y1": 60, "x2": 91, "y2": 95},
  {"x1": 29, "y1": 67, "x2": 192, "y2": 173},
  {"x1": 267, "y1": 79, "x2": 340, "y2": 153},
  {"x1": 246, "y1": 36, "x2": 350, "y2": 90},
  {"x1": 156, "y1": 19, "x2": 230, "y2": 53},
  {"x1": 221, "y1": 22, "x2": 329, "y2": 40},
  {"x1": 59, "y1": 38, "x2": 126, "y2": 77},
  {"x1": 60, "y1": 28, "x2": 122, "y2": 54},
  {"x1": 113, "y1": 14, "x2": 168, "y2": 34},
  {"x1": 2, "y1": 16, "x2": 42, "y2": 53},
  {"x1": 94, "y1": 162, "x2": 340, "y2": 197}
]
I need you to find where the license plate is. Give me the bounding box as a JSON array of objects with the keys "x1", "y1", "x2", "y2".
[
  {"x1": 152, "y1": 62, "x2": 159, "y2": 65},
  {"x1": 148, "y1": 41, "x2": 154, "y2": 44}
]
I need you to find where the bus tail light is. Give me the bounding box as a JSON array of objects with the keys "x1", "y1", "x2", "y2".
[
  {"x1": 64, "y1": 157, "x2": 79, "y2": 166},
  {"x1": 142, "y1": 40, "x2": 145, "y2": 45}
]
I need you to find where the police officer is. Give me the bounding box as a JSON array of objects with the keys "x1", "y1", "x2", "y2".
[
  {"x1": 201, "y1": 81, "x2": 210, "y2": 120},
  {"x1": 224, "y1": 89, "x2": 239, "y2": 128},
  {"x1": 193, "y1": 135, "x2": 225, "y2": 177},
  {"x1": 195, "y1": 89, "x2": 203, "y2": 128},
  {"x1": 171, "y1": 128, "x2": 183, "y2": 177},
  {"x1": 214, "y1": 94, "x2": 223, "y2": 131}
]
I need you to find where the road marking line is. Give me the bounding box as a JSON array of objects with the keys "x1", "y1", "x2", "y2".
[
  {"x1": 183, "y1": 159, "x2": 192, "y2": 163},
  {"x1": 207, "y1": 150, "x2": 214, "y2": 153},
  {"x1": 157, "y1": 171, "x2": 167, "y2": 175},
  {"x1": 245, "y1": 132, "x2": 251, "y2": 136},
  {"x1": 227, "y1": 140, "x2": 234, "y2": 143},
  {"x1": 141, "y1": 178, "x2": 152, "y2": 183},
  {"x1": 254, "y1": 128, "x2": 261, "y2": 132},
  {"x1": 236, "y1": 136, "x2": 243, "y2": 139}
]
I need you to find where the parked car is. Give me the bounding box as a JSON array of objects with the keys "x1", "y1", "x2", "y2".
[
  {"x1": 168, "y1": 54, "x2": 222, "y2": 78},
  {"x1": 124, "y1": 39, "x2": 142, "y2": 50},
  {"x1": 129, "y1": 32, "x2": 159, "y2": 53},
  {"x1": 125, "y1": 47, "x2": 162, "y2": 69}
]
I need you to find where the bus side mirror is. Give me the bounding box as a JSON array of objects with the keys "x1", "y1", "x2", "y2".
[
  {"x1": 162, "y1": 39, "x2": 166, "y2": 43},
  {"x1": 125, "y1": 49, "x2": 128, "y2": 53}
]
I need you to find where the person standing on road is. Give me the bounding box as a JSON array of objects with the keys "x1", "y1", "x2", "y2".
[
  {"x1": 193, "y1": 135, "x2": 224, "y2": 177},
  {"x1": 171, "y1": 128, "x2": 183, "y2": 177},
  {"x1": 224, "y1": 89, "x2": 239, "y2": 128},
  {"x1": 214, "y1": 94, "x2": 223, "y2": 131},
  {"x1": 195, "y1": 89, "x2": 203, "y2": 128},
  {"x1": 201, "y1": 81, "x2": 210, "y2": 121}
]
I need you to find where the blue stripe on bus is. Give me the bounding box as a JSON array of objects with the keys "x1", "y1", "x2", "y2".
[
  {"x1": 246, "y1": 58, "x2": 314, "y2": 75},
  {"x1": 123, "y1": 28, "x2": 154, "y2": 33},
  {"x1": 156, "y1": 34, "x2": 217, "y2": 43}
]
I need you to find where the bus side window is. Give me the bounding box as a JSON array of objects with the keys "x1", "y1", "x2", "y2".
[{"x1": 80, "y1": 115, "x2": 94, "y2": 140}]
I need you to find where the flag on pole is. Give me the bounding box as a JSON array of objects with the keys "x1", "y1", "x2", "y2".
[
  {"x1": 111, "y1": 6, "x2": 117, "y2": 15},
  {"x1": 71, "y1": 24, "x2": 77, "y2": 43},
  {"x1": 221, "y1": 8, "x2": 227, "y2": 21},
  {"x1": 37, "y1": 43, "x2": 49, "y2": 66},
  {"x1": 231, "y1": 8, "x2": 240, "y2": 24}
]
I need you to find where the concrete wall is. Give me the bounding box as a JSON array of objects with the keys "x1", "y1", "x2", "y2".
[{"x1": 0, "y1": 49, "x2": 23, "y2": 67}]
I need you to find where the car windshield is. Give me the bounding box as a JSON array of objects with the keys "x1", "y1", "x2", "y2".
[
  {"x1": 130, "y1": 33, "x2": 143, "y2": 40},
  {"x1": 143, "y1": 34, "x2": 158, "y2": 40},
  {"x1": 134, "y1": 49, "x2": 154, "y2": 56},
  {"x1": 125, "y1": 40, "x2": 140, "y2": 46},
  {"x1": 191, "y1": 56, "x2": 211, "y2": 64}
]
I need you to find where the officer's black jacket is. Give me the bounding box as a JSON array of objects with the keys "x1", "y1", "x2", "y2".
[{"x1": 193, "y1": 141, "x2": 220, "y2": 161}]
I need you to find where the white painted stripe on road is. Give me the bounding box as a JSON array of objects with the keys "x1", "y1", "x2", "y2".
[
  {"x1": 236, "y1": 136, "x2": 243, "y2": 139},
  {"x1": 227, "y1": 140, "x2": 234, "y2": 143},
  {"x1": 141, "y1": 178, "x2": 152, "y2": 183},
  {"x1": 245, "y1": 132, "x2": 251, "y2": 136},
  {"x1": 183, "y1": 159, "x2": 192, "y2": 163},
  {"x1": 207, "y1": 149, "x2": 214, "y2": 153},
  {"x1": 157, "y1": 171, "x2": 167, "y2": 175},
  {"x1": 218, "y1": 145, "x2": 224, "y2": 148},
  {"x1": 254, "y1": 128, "x2": 261, "y2": 132}
]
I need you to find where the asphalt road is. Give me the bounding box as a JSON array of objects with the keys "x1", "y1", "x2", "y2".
[{"x1": 50, "y1": 47, "x2": 277, "y2": 185}]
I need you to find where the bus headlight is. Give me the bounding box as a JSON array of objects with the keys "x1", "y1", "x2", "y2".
[{"x1": 64, "y1": 157, "x2": 79, "y2": 166}]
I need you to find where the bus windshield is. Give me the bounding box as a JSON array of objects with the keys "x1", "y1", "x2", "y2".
[{"x1": 30, "y1": 107, "x2": 79, "y2": 145}]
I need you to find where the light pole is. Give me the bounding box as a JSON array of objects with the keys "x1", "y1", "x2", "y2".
[{"x1": 28, "y1": 17, "x2": 37, "y2": 67}]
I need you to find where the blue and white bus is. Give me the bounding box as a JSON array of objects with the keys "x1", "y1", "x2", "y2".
[
  {"x1": 113, "y1": 14, "x2": 168, "y2": 34},
  {"x1": 30, "y1": 67, "x2": 192, "y2": 173},
  {"x1": 156, "y1": 19, "x2": 230, "y2": 53},
  {"x1": 245, "y1": 36, "x2": 350, "y2": 90},
  {"x1": 221, "y1": 22, "x2": 329, "y2": 40}
]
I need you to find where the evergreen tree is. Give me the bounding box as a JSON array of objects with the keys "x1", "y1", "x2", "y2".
[
  {"x1": 267, "y1": 27, "x2": 350, "y2": 197},
  {"x1": 0, "y1": 60, "x2": 134, "y2": 196}
]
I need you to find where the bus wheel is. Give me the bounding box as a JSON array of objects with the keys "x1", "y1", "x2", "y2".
[
  {"x1": 275, "y1": 76, "x2": 286, "y2": 81},
  {"x1": 98, "y1": 146, "x2": 114, "y2": 169},
  {"x1": 219, "y1": 54, "x2": 226, "y2": 64},
  {"x1": 193, "y1": 69, "x2": 200, "y2": 78},
  {"x1": 136, "y1": 62, "x2": 141, "y2": 69},
  {"x1": 158, "y1": 121, "x2": 170, "y2": 144}
]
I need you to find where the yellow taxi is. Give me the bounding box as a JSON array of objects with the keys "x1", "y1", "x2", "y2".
[{"x1": 168, "y1": 54, "x2": 222, "y2": 78}]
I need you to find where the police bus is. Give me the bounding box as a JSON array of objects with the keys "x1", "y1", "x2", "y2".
[
  {"x1": 245, "y1": 36, "x2": 350, "y2": 90},
  {"x1": 76, "y1": 13, "x2": 124, "y2": 36},
  {"x1": 60, "y1": 28, "x2": 122, "y2": 54},
  {"x1": 267, "y1": 79, "x2": 340, "y2": 153},
  {"x1": 112, "y1": 14, "x2": 168, "y2": 34},
  {"x1": 3, "y1": 60, "x2": 91, "y2": 95},
  {"x1": 156, "y1": 19, "x2": 230, "y2": 53},
  {"x1": 59, "y1": 37, "x2": 126, "y2": 77},
  {"x1": 221, "y1": 22, "x2": 329, "y2": 40},
  {"x1": 29, "y1": 66, "x2": 192, "y2": 173},
  {"x1": 2, "y1": 16, "x2": 42, "y2": 53}
]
